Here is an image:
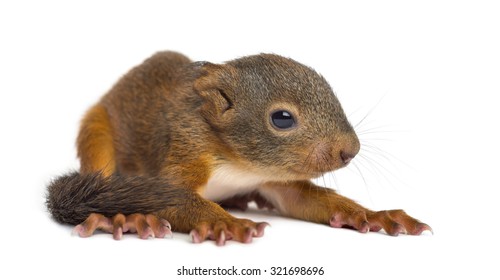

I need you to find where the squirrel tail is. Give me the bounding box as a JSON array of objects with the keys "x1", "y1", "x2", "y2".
[{"x1": 46, "y1": 172, "x2": 190, "y2": 225}]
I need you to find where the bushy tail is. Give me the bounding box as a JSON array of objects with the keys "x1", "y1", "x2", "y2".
[{"x1": 46, "y1": 172, "x2": 191, "y2": 225}]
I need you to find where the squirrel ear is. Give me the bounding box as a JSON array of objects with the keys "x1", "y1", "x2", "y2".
[
  {"x1": 192, "y1": 61, "x2": 226, "y2": 90},
  {"x1": 193, "y1": 62, "x2": 235, "y2": 128}
]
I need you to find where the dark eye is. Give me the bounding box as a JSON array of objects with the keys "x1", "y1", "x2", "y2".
[{"x1": 271, "y1": 110, "x2": 296, "y2": 129}]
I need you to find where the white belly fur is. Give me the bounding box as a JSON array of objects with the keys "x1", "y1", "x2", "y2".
[{"x1": 201, "y1": 164, "x2": 267, "y2": 201}]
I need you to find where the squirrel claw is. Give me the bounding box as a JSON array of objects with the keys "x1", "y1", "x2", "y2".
[
  {"x1": 412, "y1": 223, "x2": 433, "y2": 235},
  {"x1": 190, "y1": 230, "x2": 203, "y2": 244},
  {"x1": 254, "y1": 222, "x2": 269, "y2": 237},
  {"x1": 72, "y1": 224, "x2": 87, "y2": 237},
  {"x1": 216, "y1": 231, "x2": 227, "y2": 246}
]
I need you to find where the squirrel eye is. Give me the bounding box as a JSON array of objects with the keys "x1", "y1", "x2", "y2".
[{"x1": 271, "y1": 110, "x2": 296, "y2": 129}]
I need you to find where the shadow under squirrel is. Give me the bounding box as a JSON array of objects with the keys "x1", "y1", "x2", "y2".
[{"x1": 46, "y1": 51, "x2": 431, "y2": 245}]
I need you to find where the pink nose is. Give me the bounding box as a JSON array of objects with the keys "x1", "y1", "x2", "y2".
[{"x1": 340, "y1": 151, "x2": 356, "y2": 165}]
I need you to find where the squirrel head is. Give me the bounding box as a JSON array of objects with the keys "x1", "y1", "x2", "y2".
[{"x1": 194, "y1": 54, "x2": 360, "y2": 180}]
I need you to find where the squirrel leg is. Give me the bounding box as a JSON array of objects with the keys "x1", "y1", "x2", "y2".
[
  {"x1": 77, "y1": 104, "x2": 116, "y2": 176},
  {"x1": 259, "y1": 181, "x2": 432, "y2": 236}
]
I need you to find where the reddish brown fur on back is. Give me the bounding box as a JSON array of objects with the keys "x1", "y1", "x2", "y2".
[{"x1": 77, "y1": 104, "x2": 116, "y2": 176}]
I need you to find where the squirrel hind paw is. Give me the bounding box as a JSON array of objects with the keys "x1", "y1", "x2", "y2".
[{"x1": 73, "y1": 213, "x2": 172, "y2": 240}]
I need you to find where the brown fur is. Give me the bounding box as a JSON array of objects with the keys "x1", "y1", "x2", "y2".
[
  {"x1": 77, "y1": 104, "x2": 115, "y2": 176},
  {"x1": 46, "y1": 51, "x2": 431, "y2": 243}
]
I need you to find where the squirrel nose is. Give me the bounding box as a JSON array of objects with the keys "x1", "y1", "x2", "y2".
[{"x1": 340, "y1": 151, "x2": 356, "y2": 165}]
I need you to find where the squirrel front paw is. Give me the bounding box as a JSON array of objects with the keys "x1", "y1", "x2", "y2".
[
  {"x1": 329, "y1": 209, "x2": 432, "y2": 236},
  {"x1": 190, "y1": 218, "x2": 269, "y2": 246},
  {"x1": 73, "y1": 213, "x2": 172, "y2": 240}
]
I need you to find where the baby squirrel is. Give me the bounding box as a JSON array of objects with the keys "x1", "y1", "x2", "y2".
[{"x1": 46, "y1": 51, "x2": 431, "y2": 245}]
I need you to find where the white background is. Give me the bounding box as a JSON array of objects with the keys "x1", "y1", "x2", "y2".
[{"x1": 1, "y1": 0, "x2": 499, "y2": 279}]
